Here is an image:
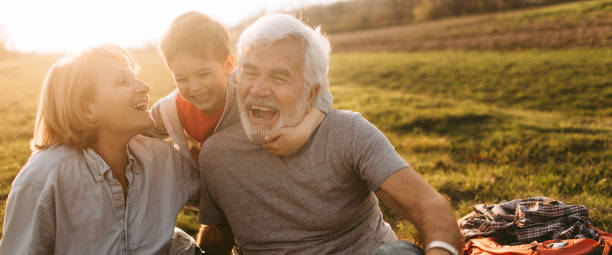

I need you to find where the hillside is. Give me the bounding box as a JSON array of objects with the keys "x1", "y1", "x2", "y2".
[{"x1": 329, "y1": 0, "x2": 612, "y2": 51}]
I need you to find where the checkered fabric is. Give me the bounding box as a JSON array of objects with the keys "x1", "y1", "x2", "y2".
[{"x1": 458, "y1": 197, "x2": 599, "y2": 245}]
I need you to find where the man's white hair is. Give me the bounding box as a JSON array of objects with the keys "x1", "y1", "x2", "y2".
[{"x1": 236, "y1": 13, "x2": 331, "y2": 91}]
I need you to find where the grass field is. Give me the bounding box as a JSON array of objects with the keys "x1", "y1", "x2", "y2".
[
  {"x1": 0, "y1": 48, "x2": 609, "y2": 241},
  {"x1": 329, "y1": 49, "x2": 611, "y2": 241},
  {"x1": 0, "y1": 0, "x2": 610, "y2": 245}
]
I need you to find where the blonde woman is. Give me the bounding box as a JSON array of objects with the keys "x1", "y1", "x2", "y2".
[{"x1": 0, "y1": 45, "x2": 200, "y2": 254}]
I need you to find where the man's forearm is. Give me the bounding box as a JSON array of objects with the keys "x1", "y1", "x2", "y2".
[
  {"x1": 377, "y1": 168, "x2": 464, "y2": 254},
  {"x1": 414, "y1": 194, "x2": 463, "y2": 254}
]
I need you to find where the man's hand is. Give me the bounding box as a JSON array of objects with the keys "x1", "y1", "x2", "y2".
[
  {"x1": 376, "y1": 168, "x2": 464, "y2": 254},
  {"x1": 196, "y1": 223, "x2": 234, "y2": 255}
]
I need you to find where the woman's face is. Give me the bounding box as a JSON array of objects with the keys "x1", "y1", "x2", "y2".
[{"x1": 88, "y1": 57, "x2": 155, "y2": 137}]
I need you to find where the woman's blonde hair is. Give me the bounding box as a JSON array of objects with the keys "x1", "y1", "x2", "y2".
[{"x1": 31, "y1": 44, "x2": 138, "y2": 152}]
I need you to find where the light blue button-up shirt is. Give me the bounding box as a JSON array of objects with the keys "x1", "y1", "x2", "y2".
[{"x1": 1, "y1": 135, "x2": 199, "y2": 254}]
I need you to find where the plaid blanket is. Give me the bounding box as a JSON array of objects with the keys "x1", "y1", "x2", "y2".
[{"x1": 458, "y1": 197, "x2": 600, "y2": 245}]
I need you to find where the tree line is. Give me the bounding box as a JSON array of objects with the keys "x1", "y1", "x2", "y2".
[
  {"x1": 0, "y1": 26, "x2": 8, "y2": 56},
  {"x1": 282, "y1": 0, "x2": 582, "y2": 33}
]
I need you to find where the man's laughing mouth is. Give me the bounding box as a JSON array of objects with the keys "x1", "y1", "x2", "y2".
[{"x1": 249, "y1": 104, "x2": 279, "y2": 126}]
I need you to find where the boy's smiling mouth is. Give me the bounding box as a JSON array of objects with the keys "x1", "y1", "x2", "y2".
[{"x1": 191, "y1": 92, "x2": 209, "y2": 102}]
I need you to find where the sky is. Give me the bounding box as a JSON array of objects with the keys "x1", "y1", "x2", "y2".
[{"x1": 0, "y1": 0, "x2": 341, "y2": 53}]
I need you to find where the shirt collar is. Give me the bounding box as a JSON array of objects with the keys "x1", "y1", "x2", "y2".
[
  {"x1": 83, "y1": 148, "x2": 111, "y2": 182},
  {"x1": 126, "y1": 145, "x2": 139, "y2": 174},
  {"x1": 83, "y1": 146, "x2": 139, "y2": 182}
]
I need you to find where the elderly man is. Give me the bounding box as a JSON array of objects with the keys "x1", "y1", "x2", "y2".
[{"x1": 198, "y1": 14, "x2": 463, "y2": 255}]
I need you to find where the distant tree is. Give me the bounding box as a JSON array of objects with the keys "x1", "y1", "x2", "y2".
[
  {"x1": 413, "y1": 0, "x2": 433, "y2": 20},
  {"x1": 0, "y1": 26, "x2": 8, "y2": 56},
  {"x1": 230, "y1": 0, "x2": 583, "y2": 34}
]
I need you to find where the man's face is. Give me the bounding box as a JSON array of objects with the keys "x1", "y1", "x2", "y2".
[{"x1": 237, "y1": 38, "x2": 314, "y2": 144}]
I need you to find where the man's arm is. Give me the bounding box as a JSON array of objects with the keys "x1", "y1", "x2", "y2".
[
  {"x1": 197, "y1": 145, "x2": 236, "y2": 255},
  {"x1": 376, "y1": 168, "x2": 464, "y2": 255}
]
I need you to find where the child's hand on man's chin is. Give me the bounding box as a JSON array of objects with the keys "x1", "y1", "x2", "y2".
[{"x1": 261, "y1": 126, "x2": 308, "y2": 157}]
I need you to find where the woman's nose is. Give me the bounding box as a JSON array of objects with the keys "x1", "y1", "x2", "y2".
[{"x1": 135, "y1": 79, "x2": 150, "y2": 93}]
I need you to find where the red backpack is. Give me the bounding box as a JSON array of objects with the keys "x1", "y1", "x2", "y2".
[{"x1": 465, "y1": 227, "x2": 612, "y2": 255}]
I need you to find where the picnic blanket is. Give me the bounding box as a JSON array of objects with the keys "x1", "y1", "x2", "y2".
[{"x1": 458, "y1": 197, "x2": 600, "y2": 245}]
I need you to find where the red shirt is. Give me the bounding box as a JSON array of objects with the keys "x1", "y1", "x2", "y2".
[{"x1": 175, "y1": 94, "x2": 224, "y2": 143}]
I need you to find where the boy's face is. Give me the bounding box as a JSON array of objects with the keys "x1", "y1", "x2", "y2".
[{"x1": 168, "y1": 55, "x2": 233, "y2": 114}]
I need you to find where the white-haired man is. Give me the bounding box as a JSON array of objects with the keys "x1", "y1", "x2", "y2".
[{"x1": 197, "y1": 14, "x2": 463, "y2": 255}]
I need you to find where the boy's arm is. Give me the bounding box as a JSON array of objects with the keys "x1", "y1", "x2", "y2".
[
  {"x1": 142, "y1": 100, "x2": 170, "y2": 139},
  {"x1": 312, "y1": 85, "x2": 333, "y2": 114},
  {"x1": 262, "y1": 107, "x2": 325, "y2": 157},
  {"x1": 262, "y1": 86, "x2": 332, "y2": 157}
]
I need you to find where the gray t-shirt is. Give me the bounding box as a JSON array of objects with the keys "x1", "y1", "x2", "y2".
[{"x1": 199, "y1": 110, "x2": 409, "y2": 254}]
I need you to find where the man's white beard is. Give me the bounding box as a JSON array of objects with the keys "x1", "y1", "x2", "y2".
[{"x1": 238, "y1": 93, "x2": 308, "y2": 144}]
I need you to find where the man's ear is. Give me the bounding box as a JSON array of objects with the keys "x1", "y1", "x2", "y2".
[{"x1": 224, "y1": 55, "x2": 235, "y2": 76}]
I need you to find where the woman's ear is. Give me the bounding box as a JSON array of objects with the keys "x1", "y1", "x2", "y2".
[
  {"x1": 83, "y1": 102, "x2": 98, "y2": 125},
  {"x1": 224, "y1": 55, "x2": 235, "y2": 76}
]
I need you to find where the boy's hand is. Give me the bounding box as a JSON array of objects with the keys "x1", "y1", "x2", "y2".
[
  {"x1": 262, "y1": 126, "x2": 309, "y2": 157},
  {"x1": 262, "y1": 107, "x2": 325, "y2": 157}
]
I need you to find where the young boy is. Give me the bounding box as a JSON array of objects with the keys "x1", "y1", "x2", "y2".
[
  {"x1": 148, "y1": 11, "x2": 334, "y2": 254},
  {"x1": 149, "y1": 11, "x2": 333, "y2": 169}
]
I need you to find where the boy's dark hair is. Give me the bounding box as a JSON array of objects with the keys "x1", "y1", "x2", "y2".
[{"x1": 159, "y1": 11, "x2": 230, "y2": 65}]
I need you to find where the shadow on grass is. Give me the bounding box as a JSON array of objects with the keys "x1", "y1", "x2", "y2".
[
  {"x1": 520, "y1": 125, "x2": 609, "y2": 135},
  {"x1": 393, "y1": 113, "x2": 504, "y2": 139}
]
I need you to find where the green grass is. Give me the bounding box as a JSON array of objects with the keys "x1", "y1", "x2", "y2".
[
  {"x1": 0, "y1": 54, "x2": 58, "y2": 233},
  {"x1": 328, "y1": 49, "x2": 611, "y2": 241},
  {"x1": 0, "y1": 48, "x2": 610, "y2": 242},
  {"x1": 331, "y1": 49, "x2": 612, "y2": 116}
]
